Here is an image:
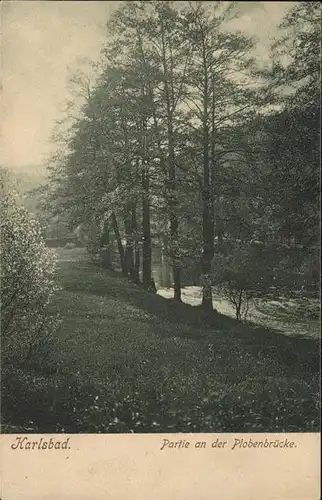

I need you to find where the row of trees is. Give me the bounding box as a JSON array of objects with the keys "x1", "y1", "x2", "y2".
[{"x1": 43, "y1": 1, "x2": 320, "y2": 312}]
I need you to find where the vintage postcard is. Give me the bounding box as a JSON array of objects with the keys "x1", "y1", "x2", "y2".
[{"x1": 0, "y1": 1, "x2": 320, "y2": 498}]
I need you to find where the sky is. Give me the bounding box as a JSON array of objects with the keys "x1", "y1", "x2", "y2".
[{"x1": 0, "y1": 1, "x2": 294, "y2": 171}]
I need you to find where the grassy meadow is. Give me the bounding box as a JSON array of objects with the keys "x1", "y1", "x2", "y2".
[{"x1": 2, "y1": 249, "x2": 320, "y2": 433}]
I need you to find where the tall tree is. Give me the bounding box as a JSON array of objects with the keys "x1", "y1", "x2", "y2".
[{"x1": 181, "y1": 1, "x2": 261, "y2": 311}]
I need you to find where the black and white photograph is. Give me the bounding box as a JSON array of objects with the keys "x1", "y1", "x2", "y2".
[{"x1": 1, "y1": 0, "x2": 320, "y2": 437}]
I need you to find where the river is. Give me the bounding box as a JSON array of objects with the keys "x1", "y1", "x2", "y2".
[
  {"x1": 151, "y1": 255, "x2": 320, "y2": 340},
  {"x1": 56, "y1": 247, "x2": 320, "y2": 340}
]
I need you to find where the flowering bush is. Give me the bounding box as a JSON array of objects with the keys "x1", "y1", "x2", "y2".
[{"x1": 1, "y1": 168, "x2": 60, "y2": 363}]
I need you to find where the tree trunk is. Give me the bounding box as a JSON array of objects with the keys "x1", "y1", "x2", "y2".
[
  {"x1": 134, "y1": 244, "x2": 140, "y2": 283},
  {"x1": 201, "y1": 201, "x2": 214, "y2": 310},
  {"x1": 111, "y1": 212, "x2": 127, "y2": 276},
  {"x1": 100, "y1": 218, "x2": 112, "y2": 269},
  {"x1": 235, "y1": 289, "x2": 243, "y2": 322},
  {"x1": 201, "y1": 47, "x2": 214, "y2": 312},
  {"x1": 132, "y1": 202, "x2": 140, "y2": 283},
  {"x1": 124, "y1": 202, "x2": 134, "y2": 278},
  {"x1": 167, "y1": 141, "x2": 181, "y2": 301},
  {"x1": 142, "y1": 162, "x2": 152, "y2": 289},
  {"x1": 160, "y1": 20, "x2": 181, "y2": 301},
  {"x1": 138, "y1": 83, "x2": 153, "y2": 291}
]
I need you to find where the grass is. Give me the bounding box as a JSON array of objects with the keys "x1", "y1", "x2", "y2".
[{"x1": 2, "y1": 253, "x2": 320, "y2": 433}]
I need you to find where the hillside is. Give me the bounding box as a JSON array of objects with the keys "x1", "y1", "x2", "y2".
[
  {"x1": 8, "y1": 164, "x2": 47, "y2": 213},
  {"x1": 2, "y1": 248, "x2": 320, "y2": 433}
]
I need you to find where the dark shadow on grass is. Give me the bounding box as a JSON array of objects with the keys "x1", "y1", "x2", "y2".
[
  {"x1": 2, "y1": 255, "x2": 320, "y2": 434},
  {"x1": 58, "y1": 260, "x2": 320, "y2": 377}
]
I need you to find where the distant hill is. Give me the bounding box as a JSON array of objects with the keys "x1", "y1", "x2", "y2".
[
  {"x1": 8, "y1": 165, "x2": 48, "y2": 214},
  {"x1": 9, "y1": 164, "x2": 47, "y2": 191}
]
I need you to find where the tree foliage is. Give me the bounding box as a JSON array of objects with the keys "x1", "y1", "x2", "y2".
[
  {"x1": 0, "y1": 167, "x2": 60, "y2": 363},
  {"x1": 43, "y1": 0, "x2": 320, "y2": 313}
]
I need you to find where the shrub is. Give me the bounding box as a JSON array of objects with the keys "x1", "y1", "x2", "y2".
[
  {"x1": 211, "y1": 240, "x2": 320, "y2": 320},
  {"x1": 0, "y1": 167, "x2": 60, "y2": 364},
  {"x1": 211, "y1": 241, "x2": 277, "y2": 321}
]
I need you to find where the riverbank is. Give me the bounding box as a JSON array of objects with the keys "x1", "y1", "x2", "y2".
[
  {"x1": 2, "y1": 249, "x2": 320, "y2": 433},
  {"x1": 158, "y1": 286, "x2": 320, "y2": 339}
]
